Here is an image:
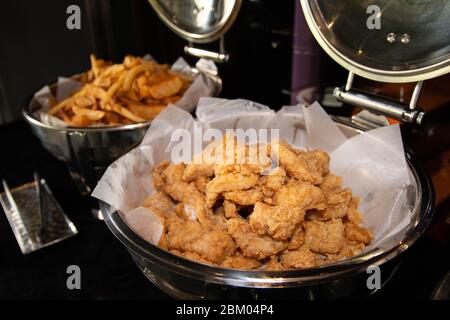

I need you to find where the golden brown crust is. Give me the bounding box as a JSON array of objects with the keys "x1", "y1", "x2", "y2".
[{"x1": 142, "y1": 139, "x2": 372, "y2": 270}]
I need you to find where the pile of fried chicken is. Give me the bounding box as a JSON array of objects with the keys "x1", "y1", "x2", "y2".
[{"x1": 141, "y1": 136, "x2": 372, "y2": 270}]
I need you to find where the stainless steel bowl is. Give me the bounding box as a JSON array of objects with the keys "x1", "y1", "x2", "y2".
[
  {"x1": 99, "y1": 120, "x2": 435, "y2": 299},
  {"x1": 23, "y1": 70, "x2": 222, "y2": 195}
]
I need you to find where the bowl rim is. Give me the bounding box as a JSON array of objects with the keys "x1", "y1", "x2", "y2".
[
  {"x1": 99, "y1": 134, "x2": 435, "y2": 288},
  {"x1": 22, "y1": 66, "x2": 222, "y2": 133},
  {"x1": 23, "y1": 105, "x2": 153, "y2": 133}
]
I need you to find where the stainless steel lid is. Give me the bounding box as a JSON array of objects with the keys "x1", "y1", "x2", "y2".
[
  {"x1": 148, "y1": 0, "x2": 242, "y2": 44},
  {"x1": 300, "y1": 0, "x2": 450, "y2": 83}
]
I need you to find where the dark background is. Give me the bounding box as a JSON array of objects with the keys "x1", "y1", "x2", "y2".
[{"x1": 0, "y1": 0, "x2": 449, "y2": 300}]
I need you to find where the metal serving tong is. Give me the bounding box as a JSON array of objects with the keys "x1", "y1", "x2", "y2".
[
  {"x1": 0, "y1": 173, "x2": 78, "y2": 254},
  {"x1": 33, "y1": 172, "x2": 47, "y2": 237}
]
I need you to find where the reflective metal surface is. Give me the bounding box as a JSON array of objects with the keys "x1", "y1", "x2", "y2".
[
  {"x1": 23, "y1": 70, "x2": 222, "y2": 195},
  {"x1": 100, "y1": 121, "x2": 435, "y2": 299},
  {"x1": 300, "y1": 0, "x2": 450, "y2": 82},
  {"x1": 148, "y1": 0, "x2": 242, "y2": 43},
  {"x1": 0, "y1": 180, "x2": 77, "y2": 254}
]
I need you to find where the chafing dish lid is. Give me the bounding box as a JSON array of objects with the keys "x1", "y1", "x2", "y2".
[
  {"x1": 148, "y1": 0, "x2": 242, "y2": 44},
  {"x1": 300, "y1": 0, "x2": 450, "y2": 83}
]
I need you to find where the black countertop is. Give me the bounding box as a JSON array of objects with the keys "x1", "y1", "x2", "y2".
[{"x1": 0, "y1": 121, "x2": 448, "y2": 300}]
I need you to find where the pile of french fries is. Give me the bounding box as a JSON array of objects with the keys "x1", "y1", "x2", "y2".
[{"x1": 48, "y1": 55, "x2": 193, "y2": 127}]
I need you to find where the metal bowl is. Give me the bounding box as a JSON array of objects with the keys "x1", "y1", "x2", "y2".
[
  {"x1": 23, "y1": 70, "x2": 222, "y2": 195},
  {"x1": 99, "y1": 120, "x2": 435, "y2": 299}
]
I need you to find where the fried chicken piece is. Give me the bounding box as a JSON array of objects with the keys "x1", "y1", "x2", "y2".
[
  {"x1": 205, "y1": 173, "x2": 259, "y2": 208},
  {"x1": 298, "y1": 150, "x2": 330, "y2": 177},
  {"x1": 326, "y1": 242, "x2": 366, "y2": 263},
  {"x1": 264, "y1": 256, "x2": 285, "y2": 271},
  {"x1": 221, "y1": 252, "x2": 261, "y2": 270},
  {"x1": 161, "y1": 163, "x2": 185, "y2": 185},
  {"x1": 210, "y1": 136, "x2": 271, "y2": 176},
  {"x1": 174, "y1": 203, "x2": 187, "y2": 219},
  {"x1": 181, "y1": 251, "x2": 213, "y2": 264},
  {"x1": 169, "y1": 249, "x2": 182, "y2": 255},
  {"x1": 271, "y1": 141, "x2": 323, "y2": 185},
  {"x1": 314, "y1": 254, "x2": 331, "y2": 266},
  {"x1": 183, "y1": 163, "x2": 214, "y2": 182},
  {"x1": 274, "y1": 182, "x2": 325, "y2": 210},
  {"x1": 307, "y1": 189, "x2": 352, "y2": 221},
  {"x1": 304, "y1": 219, "x2": 345, "y2": 254},
  {"x1": 287, "y1": 225, "x2": 305, "y2": 250},
  {"x1": 347, "y1": 197, "x2": 363, "y2": 225},
  {"x1": 166, "y1": 215, "x2": 203, "y2": 250},
  {"x1": 304, "y1": 188, "x2": 353, "y2": 221},
  {"x1": 344, "y1": 223, "x2": 372, "y2": 245},
  {"x1": 337, "y1": 242, "x2": 366, "y2": 259},
  {"x1": 165, "y1": 182, "x2": 213, "y2": 226},
  {"x1": 223, "y1": 200, "x2": 239, "y2": 219},
  {"x1": 259, "y1": 167, "x2": 286, "y2": 197},
  {"x1": 193, "y1": 175, "x2": 210, "y2": 194},
  {"x1": 189, "y1": 229, "x2": 236, "y2": 264},
  {"x1": 210, "y1": 211, "x2": 229, "y2": 232},
  {"x1": 142, "y1": 192, "x2": 175, "y2": 216},
  {"x1": 174, "y1": 202, "x2": 201, "y2": 221},
  {"x1": 223, "y1": 188, "x2": 263, "y2": 206},
  {"x1": 226, "y1": 218, "x2": 288, "y2": 260},
  {"x1": 280, "y1": 245, "x2": 315, "y2": 269},
  {"x1": 214, "y1": 163, "x2": 262, "y2": 176},
  {"x1": 178, "y1": 250, "x2": 215, "y2": 265},
  {"x1": 320, "y1": 174, "x2": 343, "y2": 192},
  {"x1": 166, "y1": 214, "x2": 235, "y2": 264},
  {"x1": 326, "y1": 188, "x2": 352, "y2": 206},
  {"x1": 249, "y1": 202, "x2": 305, "y2": 240},
  {"x1": 159, "y1": 163, "x2": 214, "y2": 227},
  {"x1": 321, "y1": 203, "x2": 349, "y2": 220}
]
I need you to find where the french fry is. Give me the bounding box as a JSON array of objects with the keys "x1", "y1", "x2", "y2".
[
  {"x1": 72, "y1": 106, "x2": 105, "y2": 121},
  {"x1": 121, "y1": 98, "x2": 165, "y2": 120},
  {"x1": 103, "y1": 71, "x2": 127, "y2": 103},
  {"x1": 122, "y1": 62, "x2": 156, "y2": 91},
  {"x1": 148, "y1": 76, "x2": 183, "y2": 99},
  {"x1": 70, "y1": 114, "x2": 92, "y2": 127},
  {"x1": 90, "y1": 54, "x2": 99, "y2": 78},
  {"x1": 48, "y1": 87, "x2": 87, "y2": 115},
  {"x1": 101, "y1": 102, "x2": 145, "y2": 123}
]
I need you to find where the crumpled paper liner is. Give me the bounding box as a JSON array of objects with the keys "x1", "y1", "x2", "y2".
[
  {"x1": 92, "y1": 98, "x2": 414, "y2": 253},
  {"x1": 32, "y1": 57, "x2": 217, "y2": 128}
]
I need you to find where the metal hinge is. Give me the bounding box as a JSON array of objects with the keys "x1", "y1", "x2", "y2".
[
  {"x1": 184, "y1": 36, "x2": 229, "y2": 63},
  {"x1": 334, "y1": 71, "x2": 425, "y2": 127}
]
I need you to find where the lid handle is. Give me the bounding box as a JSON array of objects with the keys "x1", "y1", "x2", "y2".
[
  {"x1": 184, "y1": 46, "x2": 229, "y2": 63},
  {"x1": 334, "y1": 72, "x2": 425, "y2": 125},
  {"x1": 184, "y1": 36, "x2": 229, "y2": 64}
]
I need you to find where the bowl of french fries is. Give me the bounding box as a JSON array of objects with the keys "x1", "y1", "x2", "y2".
[{"x1": 23, "y1": 54, "x2": 221, "y2": 195}]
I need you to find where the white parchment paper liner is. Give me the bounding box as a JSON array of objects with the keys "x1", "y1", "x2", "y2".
[
  {"x1": 32, "y1": 57, "x2": 217, "y2": 128},
  {"x1": 92, "y1": 98, "x2": 414, "y2": 253}
]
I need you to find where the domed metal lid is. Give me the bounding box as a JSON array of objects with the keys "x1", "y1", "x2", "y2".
[
  {"x1": 148, "y1": 0, "x2": 242, "y2": 44},
  {"x1": 300, "y1": 0, "x2": 450, "y2": 83}
]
